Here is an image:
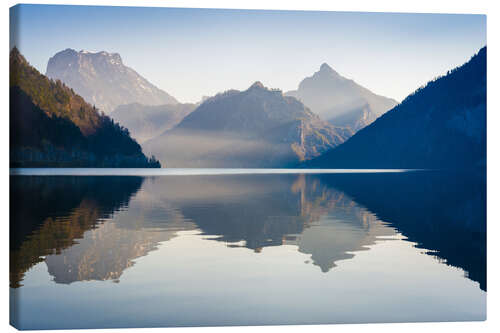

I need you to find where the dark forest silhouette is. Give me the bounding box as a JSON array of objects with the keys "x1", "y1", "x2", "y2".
[
  {"x1": 304, "y1": 47, "x2": 486, "y2": 169},
  {"x1": 10, "y1": 47, "x2": 160, "y2": 167}
]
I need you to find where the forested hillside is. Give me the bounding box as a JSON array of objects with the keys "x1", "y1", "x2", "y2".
[
  {"x1": 304, "y1": 47, "x2": 486, "y2": 169},
  {"x1": 10, "y1": 47, "x2": 160, "y2": 167}
]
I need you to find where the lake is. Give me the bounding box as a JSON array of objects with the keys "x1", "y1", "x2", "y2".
[{"x1": 10, "y1": 169, "x2": 486, "y2": 329}]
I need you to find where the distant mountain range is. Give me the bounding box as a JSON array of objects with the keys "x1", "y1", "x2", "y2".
[
  {"x1": 111, "y1": 103, "x2": 197, "y2": 143},
  {"x1": 145, "y1": 82, "x2": 353, "y2": 167},
  {"x1": 10, "y1": 47, "x2": 160, "y2": 167},
  {"x1": 11, "y1": 45, "x2": 487, "y2": 170},
  {"x1": 286, "y1": 63, "x2": 398, "y2": 131},
  {"x1": 46, "y1": 49, "x2": 178, "y2": 114},
  {"x1": 303, "y1": 47, "x2": 486, "y2": 169}
]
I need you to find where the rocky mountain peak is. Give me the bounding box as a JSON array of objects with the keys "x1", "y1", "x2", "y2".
[
  {"x1": 286, "y1": 62, "x2": 398, "y2": 131},
  {"x1": 319, "y1": 62, "x2": 336, "y2": 74},
  {"x1": 45, "y1": 48, "x2": 178, "y2": 113},
  {"x1": 304, "y1": 46, "x2": 486, "y2": 170},
  {"x1": 314, "y1": 63, "x2": 342, "y2": 80},
  {"x1": 60, "y1": 48, "x2": 78, "y2": 56},
  {"x1": 145, "y1": 79, "x2": 353, "y2": 167},
  {"x1": 248, "y1": 81, "x2": 266, "y2": 90},
  {"x1": 89, "y1": 50, "x2": 123, "y2": 65}
]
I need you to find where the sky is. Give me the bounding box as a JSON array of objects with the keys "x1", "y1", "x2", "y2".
[{"x1": 10, "y1": 4, "x2": 486, "y2": 103}]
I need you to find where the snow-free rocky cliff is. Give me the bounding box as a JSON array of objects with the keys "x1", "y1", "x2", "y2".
[{"x1": 46, "y1": 49, "x2": 178, "y2": 114}]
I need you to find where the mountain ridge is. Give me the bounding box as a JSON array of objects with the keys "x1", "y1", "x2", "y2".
[
  {"x1": 303, "y1": 47, "x2": 486, "y2": 169},
  {"x1": 45, "y1": 48, "x2": 177, "y2": 114},
  {"x1": 10, "y1": 47, "x2": 160, "y2": 167},
  {"x1": 286, "y1": 63, "x2": 398, "y2": 131},
  {"x1": 145, "y1": 82, "x2": 353, "y2": 167}
]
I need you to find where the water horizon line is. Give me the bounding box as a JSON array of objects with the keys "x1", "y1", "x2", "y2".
[{"x1": 10, "y1": 168, "x2": 425, "y2": 176}]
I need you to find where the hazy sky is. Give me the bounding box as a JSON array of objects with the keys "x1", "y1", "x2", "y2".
[{"x1": 10, "y1": 4, "x2": 486, "y2": 103}]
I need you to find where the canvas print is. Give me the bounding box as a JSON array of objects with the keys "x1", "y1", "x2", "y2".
[{"x1": 9, "y1": 4, "x2": 486, "y2": 330}]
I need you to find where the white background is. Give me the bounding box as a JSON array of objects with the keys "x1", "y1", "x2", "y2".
[{"x1": 1, "y1": 0, "x2": 498, "y2": 332}]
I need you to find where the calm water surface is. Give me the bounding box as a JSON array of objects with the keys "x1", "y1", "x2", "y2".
[{"x1": 10, "y1": 169, "x2": 486, "y2": 329}]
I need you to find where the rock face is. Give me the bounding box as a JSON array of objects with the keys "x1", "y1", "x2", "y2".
[
  {"x1": 286, "y1": 63, "x2": 398, "y2": 131},
  {"x1": 10, "y1": 47, "x2": 160, "y2": 167},
  {"x1": 45, "y1": 49, "x2": 178, "y2": 114},
  {"x1": 304, "y1": 47, "x2": 486, "y2": 169},
  {"x1": 111, "y1": 102, "x2": 196, "y2": 143},
  {"x1": 145, "y1": 82, "x2": 353, "y2": 167}
]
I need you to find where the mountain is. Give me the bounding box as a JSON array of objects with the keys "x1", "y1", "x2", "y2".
[
  {"x1": 111, "y1": 102, "x2": 196, "y2": 143},
  {"x1": 286, "y1": 63, "x2": 398, "y2": 131},
  {"x1": 10, "y1": 47, "x2": 160, "y2": 167},
  {"x1": 303, "y1": 47, "x2": 486, "y2": 169},
  {"x1": 45, "y1": 48, "x2": 178, "y2": 114},
  {"x1": 144, "y1": 82, "x2": 353, "y2": 167}
]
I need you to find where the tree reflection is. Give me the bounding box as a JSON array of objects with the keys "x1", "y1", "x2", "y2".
[{"x1": 10, "y1": 171, "x2": 486, "y2": 291}]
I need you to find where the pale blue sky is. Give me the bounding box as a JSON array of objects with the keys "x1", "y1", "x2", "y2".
[{"x1": 10, "y1": 4, "x2": 486, "y2": 103}]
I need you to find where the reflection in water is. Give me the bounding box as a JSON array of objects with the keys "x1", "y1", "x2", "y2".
[
  {"x1": 315, "y1": 171, "x2": 486, "y2": 290},
  {"x1": 10, "y1": 176, "x2": 143, "y2": 288},
  {"x1": 10, "y1": 171, "x2": 487, "y2": 328},
  {"x1": 10, "y1": 171, "x2": 486, "y2": 293},
  {"x1": 43, "y1": 193, "x2": 195, "y2": 284},
  {"x1": 158, "y1": 174, "x2": 395, "y2": 271},
  {"x1": 289, "y1": 203, "x2": 393, "y2": 272}
]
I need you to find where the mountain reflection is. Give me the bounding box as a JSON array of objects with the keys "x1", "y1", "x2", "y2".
[
  {"x1": 10, "y1": 176, "x2": 144, "y2": 287},
  {"x1": 315, "y1": 171, "x2": 486, "y2": 290},
  {"x1": 156, "y1": 174, "x2": 395, "y2": 269},
  {"x1": 10, "y1": 171, "x2": 486, "y2": 291}
]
